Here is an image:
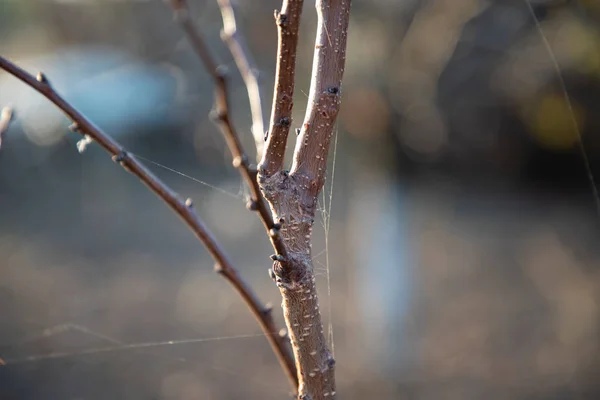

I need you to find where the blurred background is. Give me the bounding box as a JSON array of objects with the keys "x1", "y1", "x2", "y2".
[{"x1": 1, "y1": 0, "x2": 600, "y2": 398}]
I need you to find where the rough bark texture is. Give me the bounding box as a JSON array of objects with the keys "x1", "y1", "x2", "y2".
[{"x1": 259, "y1": 1, "x2": 351, "y2": 399}]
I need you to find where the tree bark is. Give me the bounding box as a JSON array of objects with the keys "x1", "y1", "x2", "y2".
[{"x1": 259, "y1": 1, "x2": 351, "y2": 398}]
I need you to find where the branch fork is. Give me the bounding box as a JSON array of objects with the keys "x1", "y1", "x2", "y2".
[{"x1": 0, "y1": 0, "x2": 351, "y2": 398}]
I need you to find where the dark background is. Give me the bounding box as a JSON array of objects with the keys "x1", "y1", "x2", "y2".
[{"x1": 1, "y1": 0, "x2": 600, "y2": 399}]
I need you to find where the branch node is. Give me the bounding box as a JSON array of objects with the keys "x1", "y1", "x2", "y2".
[
  {"x1": 270, "y1": 254, "x2": 285, "y2": 262},
  {"x1": 209, "y1": 109, "x2": 227, "y2": 122},
  {"x1": 326, "y1": 86, "x2": 340, "y2": 95},
  {"x1": 68, "y1": 122, "x2": 80, "y2": 132},
  {"x1": 36, "y1": 72, "x2": 49, "y2": 85},
  {"x1": 214, "y1": 263, "x2": 224, "y2": 274},
  {"x1": 215, "y1": 65, "x2": 228, "y2": 80},
  {"x1": 185, "y1": 198, "x2": 193, "y2": 208},
  {"x1": 269, "y1": 268, "x2": 277, "y2": 281},
  {"x1": 232, "y1": 154, "x2": 248, "y2": 168},
  {"x1": 263, "y1": 302, "x2": 273, "y2": 316},
  {"x1": 277, "y1": 116, "x2": 291, "y2": 127},
  {"x1": 112, "y1": 150, "x2": 128, "y2": 164},
  {"x1": 246, "y1": 199, "x2": 259, "y2": 211},
  {"x1": 76, "y1": 135, "x2": 93, "y2": 154},
  {"x1": 274, "y1": 10, "x2": 288, "y2": 27},
  {"x1": 326, "y1": 356, "x2": 336, "y2": 369}
]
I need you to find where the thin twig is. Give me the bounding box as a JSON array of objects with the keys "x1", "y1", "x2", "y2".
[
  {"x1": 168, "y1": 0, "x2": 288, "y2": 260},
  {"x1": 0, "y1": 106, "x2": 14, "y2": 149},
  {"x1": 259, "y1": 0, "x2": 304, "y2": 177},
  {"x1": 217, "y1": 0, "x2": 265, "y2": 159},
  {"x1": 0, "y1": 55, "x2": 297, "y2": 391}
]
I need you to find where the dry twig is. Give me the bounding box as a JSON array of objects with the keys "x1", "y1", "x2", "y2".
[
  {"x1": 0, "y1": 54, "x2": 296, "y2": 392},
  {"x1": 217, "y1": 0, "x2": 266, "y2": 159},
  {"x1": 168, "y1": 0, "x2": 288, "y2": 261}
]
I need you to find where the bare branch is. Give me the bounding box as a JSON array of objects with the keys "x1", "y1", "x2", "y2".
[
  {"x1": 166, "y1": 0, "x2": 300, "y2": 390},
  {"x1": 290, "y1": 0, "x2": 350, "y2": 194},
  {"x1": 168, "y1": 0, "x2": 289, "y2": 261},
  {"x1": 0, "y1": 106, "x2": 14, "y2": 149},
  {"x1": 217, "y1": 0, "x2": 265, "y2": 160},
  {"x1": 0, "y1": 55, "x2": 297, "y2": 392},
  {"x1": 259, "y1": 1, "x2": 352, "y2": 398},
  {"x1": 259, "y1": 0, "x2": 304, "y2": 177}
]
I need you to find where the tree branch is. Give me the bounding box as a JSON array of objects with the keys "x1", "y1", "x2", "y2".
[
  {"x1": 0, "y1": 55, "x2": 297, "y2": 392},
  {"x1": 259, "y1": 0, "x2": 304, "y2": 177},
  {"x1": 290, "y1": 0, "x2": 350, "y2": 192},
  {"x1": 258, "y1": 1, "x2": 351, "y2": 398},
  {"x1": 217, "y1": 0, "x2": 265, "y2": 160},
  {"x1": 168, "y1": 0, "x2": 289, "y2": 260},
  {"x1": 0, "y1": 106, "x2": 13, "y2": 149}
]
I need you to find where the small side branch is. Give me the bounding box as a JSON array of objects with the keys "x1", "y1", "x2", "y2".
[
  {"x1": 168, "y1": 0, "x2": 288, "y2": 259},
  {"x1": 0, "y1": 106, "x2": 13, "y2": 149},
  {"x1": 0, "y1": 55, "x2": 297, "y2": 392},
  {"x1": 259, "y1": 0, "x2": 305, "y2": 177},
  {"x1": 217, "y1": 0, "x2": 265, "y2": 159},
  {"x1": 290, "y1": 0, "x2": 351, "y2": 195}
]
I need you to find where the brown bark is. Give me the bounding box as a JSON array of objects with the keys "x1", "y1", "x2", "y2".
[
  {"x1": 1, "y1": 0, "x2": 352, "y2": 396},
  {"x1": 259, "y1": 1, "x2": 352, "y2": 398},
  {"x1": 260, "y1": 0, "x2": 305, "y2": 177}
]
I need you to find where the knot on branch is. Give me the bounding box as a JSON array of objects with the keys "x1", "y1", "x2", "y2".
[
  {"x1": 274, "y1": 10, "x2": 288, "y2": 28},
  {"x1": 36, "y1": 72, "x2": 50, "y2": 85},
  {"x1": 246, "y1": 199, "x2": 259, "y2": 211},
  {"x1": 277, "y1": 116, "x2": 291, "y2": 127},
  {"x1": 326, "y1": 86, "x2": 339, "y2": 95},
  {"x1": 232, "y1": 154, "x2": 248, "y2": 168},
  {"x1": 112, "y1": 150, "x2": 128, "y2": 164},
  {"x1": 209, "y1": 108, "x2": 227, "y2": 122},
  {"x1": 215, "y1": 65, "x2": 228, "y2": 81}
]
